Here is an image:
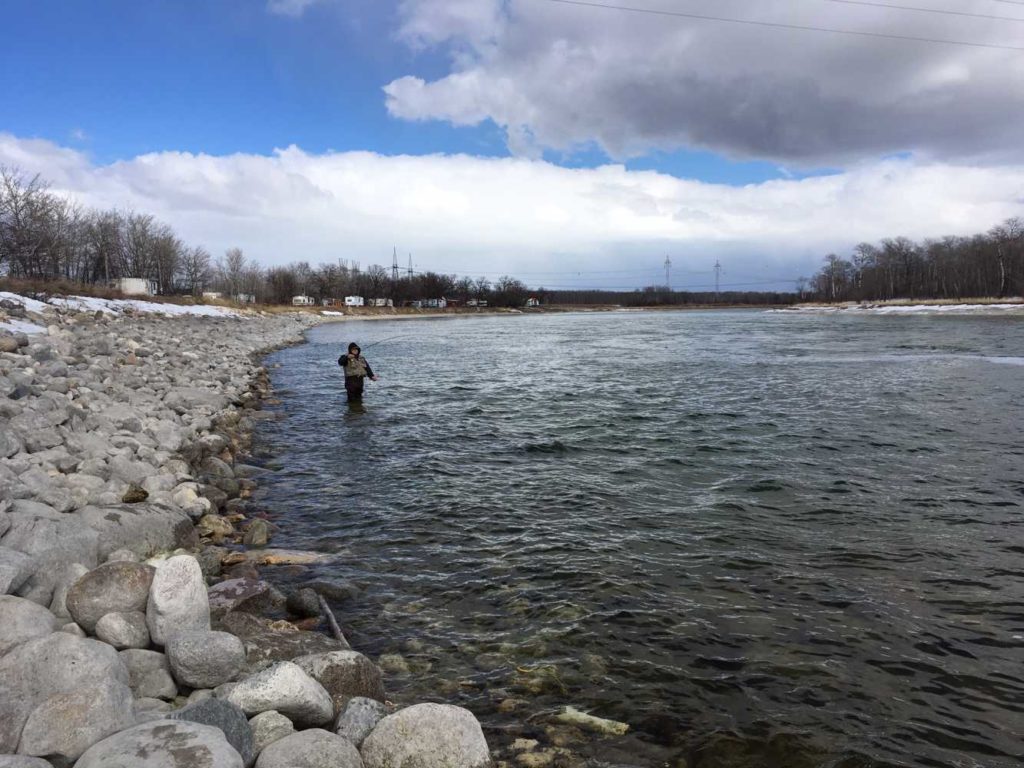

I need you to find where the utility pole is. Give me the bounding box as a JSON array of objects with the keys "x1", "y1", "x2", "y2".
[
  {"x1": 714, "y1": 260, "x2": 722, "y2": 300},
  {"x1": 407, "y1": 254, "x2": 413, "y2": 278},
  {"x1": 391, "y1": 247, "x2": 399, "y2": 282},
  {"x1": 664, "y1": 255, "x2": 671, "y2": 290}
]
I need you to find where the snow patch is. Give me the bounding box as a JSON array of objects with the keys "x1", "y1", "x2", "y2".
[
  {"x1": 0, "y1": 318, "x2": 47, "y2": 335},
  {"x1": 0, "y1": 292, "x2": 238, "y2": 317},
  {"x1": 0, "y1": 291, "x2": 51, "y2": 313}
]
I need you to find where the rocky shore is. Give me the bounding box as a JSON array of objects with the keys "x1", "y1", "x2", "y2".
[{"x1": 0, "y1": 296, "x2": 493, "y2": 768}]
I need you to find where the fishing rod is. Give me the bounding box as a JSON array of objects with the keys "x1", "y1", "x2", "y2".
[{"x1": 360, "y1": 334, "x2": 409, "y2": 351}]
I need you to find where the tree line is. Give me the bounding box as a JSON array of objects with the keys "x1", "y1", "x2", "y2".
[{"x1": 805, "y1": 218, "x2": 1024, "y2": 302}]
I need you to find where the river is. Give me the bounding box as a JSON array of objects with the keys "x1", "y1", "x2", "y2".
[{"x1": 252, "y1": 309, "x2": 1024, "y2": 768}]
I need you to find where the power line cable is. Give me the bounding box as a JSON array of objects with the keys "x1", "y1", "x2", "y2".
[
  {"x1": 538, "y1": 0, "x2": 1024, "y2": 51},
  {"x1": 822, "y1": 0, "x2": 1024, "y2": 22},
  {"x1": 991, "y1": 0, "x2": 1024, "y2": 6}
]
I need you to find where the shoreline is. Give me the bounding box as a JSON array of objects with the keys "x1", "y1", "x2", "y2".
[{"x1": 0, "y1": 294, "x2": 495, "y2": 767}]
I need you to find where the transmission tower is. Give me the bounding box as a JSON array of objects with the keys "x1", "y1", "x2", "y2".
[
  {"x1": 664, "y1": 255, "x2": 672, "y2": 290},
  {"x1": 391, "y1": 247, "x2": 399, "y2": 282},
  {"x1": 407, "y1": 254, "x2": 413, "y2": 278},
  {"x1": 714, "y1": 260, "x2": 722, "y2": 298}
]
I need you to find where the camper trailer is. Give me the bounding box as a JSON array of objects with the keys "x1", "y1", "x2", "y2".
[
  {"x1": 292, "y1": 295, "x2": 315, "y2": 306},
  {"x1": 344, "y1": 296, "x2": 365, "y2": 307},
  {"x1": 202, "y1": 291, "x2": 223, "y2": 300},
  {"x1": 112, "y1": 278, "x2": 158, "y2": 296}
]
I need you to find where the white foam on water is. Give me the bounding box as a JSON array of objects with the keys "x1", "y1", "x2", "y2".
[{"x1": 985, "y1": 356, "x2": 1024, "y2": 366}]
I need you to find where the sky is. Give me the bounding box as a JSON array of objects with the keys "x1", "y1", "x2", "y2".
[{"x1": 1, "y1": 0, "x2": 1023, "y2": 291}]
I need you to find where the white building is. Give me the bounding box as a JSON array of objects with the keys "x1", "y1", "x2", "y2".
[
  {"x1": 202, "y1": 291, "x2": 223, "y2": 300},
  {"x1": 371, "y1": 298, "x2": 394, "y2": 307},
  {"x1": 234, "y1": 293, "x2": 256, "y2": 304},
  {"x1": 344, "y1": 296, "x2": 365, "y2": 307},
  {"x1": 425, "y1": 298, "x2": 448, "y2": 309},
  {"x1": 525, "y1": 297, "x2": 540, "y2": 308},
  {"x1": 112, "y1": 278, "x2": 158, "y2": 296},
  {"x1": 292, "y1": 295, "x2": 315, "y2": 306}
]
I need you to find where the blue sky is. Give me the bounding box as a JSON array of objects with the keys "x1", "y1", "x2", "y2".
[{"x1": 0, "y1": 0, "x2": 813, "y2": 185}]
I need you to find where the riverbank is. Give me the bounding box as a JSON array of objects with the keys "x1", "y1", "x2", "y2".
[{"x1": 0, "y1": 294, "x2": 493, "y2": 767}]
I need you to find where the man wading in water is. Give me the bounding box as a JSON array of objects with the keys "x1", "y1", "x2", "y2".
[{"x1": 338, "y1": 342, "x2": 378, "y2": 402}]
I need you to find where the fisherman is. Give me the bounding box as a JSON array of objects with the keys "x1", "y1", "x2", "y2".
[{"x1": 338, "y1": 342, "x2": 378, "y2": 402}]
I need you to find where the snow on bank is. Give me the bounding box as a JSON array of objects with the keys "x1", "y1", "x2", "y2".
[
  {"x1": 0, "y1": 291, "x2": 238, "y2": 319},
  {"x1": 0, "y1": 317, "x2": 47, "y2": 335},
  {"x1": 770, "y1": 303, "x2": 1024, "y2": 315}
]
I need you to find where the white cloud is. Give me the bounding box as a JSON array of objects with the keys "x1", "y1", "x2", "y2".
[
  {"x1": 385, "y1": 0, "x2": 1024, "y2": 165},
  {"x1": 1, "y1": 133, "x2": 1021, "y2": 289}
]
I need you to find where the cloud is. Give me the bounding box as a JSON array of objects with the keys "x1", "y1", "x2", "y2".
[
  {"x1": 266, "y1": 0, "x2": 325, "y2": 17},
  {"x1": 384, "y1": 0, "x2": 1024, "y2": 165},
  {"x1": 1, "y1": 133, "x2": 1021, "y2": 289}
]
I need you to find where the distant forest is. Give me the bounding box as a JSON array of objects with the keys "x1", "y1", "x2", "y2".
[
  {"x1": 3, "y1": 167, "x2": 1021, "y2": 307},
  {"x1": 804, "y1": 218, "x2": 1023, "y2": 302}
]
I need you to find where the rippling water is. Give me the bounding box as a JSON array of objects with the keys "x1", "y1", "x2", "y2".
[{"x1": 253, "y1": 310, "x2": 1024, "y2": 768}]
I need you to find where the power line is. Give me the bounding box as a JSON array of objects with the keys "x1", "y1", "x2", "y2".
[
  {"x1": 991, "y1": 0, "x2": 1024, "y2": 6},
  {"x1": 822, "y1": 0, "x2": 1024, "y2": 23},
  {"x1": 539, "y1": 0, "x2": 1024, "y2": 51}
]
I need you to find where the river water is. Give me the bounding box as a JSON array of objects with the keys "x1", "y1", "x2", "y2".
[{"x1": 253, "y1": 310, "x2": 1024, "y2": 768}]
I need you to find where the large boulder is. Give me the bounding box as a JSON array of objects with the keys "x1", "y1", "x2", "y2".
[
  {"x1": 65, "y1": 560, "x2": 154, "y2": 633},
  {"x1": 48, "y1": 563, "x2": 90, "y2": 619},
  {"x1": 74, "y1": 720, "x2": 244, "y2": 768},
  {"x1": 0, "y1": 633, "x2": 128, "y2": 752},
  {"x1": 0, "y1": 595, "x2": 60, "y2": 655},
  {"x1": 217, "y1": 612, "x2": 347, "y2": 669},
  {"x1": 334, "y1": 698, "x2": 387, "y2": 749},
  {"x1": 225, "y1": 662, "x2": 334, "y2": 727},
  {"x1": 0, "y1": 548, "x2": 35, "y2": 595},
  {"x1": 360, "y1": 704, "x2": 490, "y2": 768},
  {"x1": 168, "y1": 698, "x2": 256, "y2": 768},
  {"x1": 294, "y1": 651, "x2": 385, "y2": 714},
  {"x1": 146, "y1": 554, "x2": 210, "y2": 645},
  {"x1": 0, "y1": 757, "x2": 53, "y2": 767},
  {"x1": 166, "y1": 629, "x2": 245, "y2": 689},
  {"x1": 208, "y1": 578, "x2": 285, "y2": 619},
  {"x1": 16, "y1": 679, "x2": 134, "y2": 766},
  {"x1": 74, "y1": 503, "x2": 196, "y2": 560},
  {"x1": 255, "y1": 729, "x2": 363, "y2": 768},
  {"x1": 249, "y1": 711, "x2": 294, "y2": 755}
]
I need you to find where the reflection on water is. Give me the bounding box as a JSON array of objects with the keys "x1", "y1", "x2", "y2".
[{"x1": 253, "y1": 311, "x2": 1024, "y2": 768}]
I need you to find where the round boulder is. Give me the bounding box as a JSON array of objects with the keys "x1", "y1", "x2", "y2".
[
  {"x1": 165, "y1": 629, "x2": 245, "y2": 689},
  {"x1": 65, "y1": 561, "x2": 154, "y2": 633},
  {"x1": 146, "y1": 555, "x2": 210, "y2": 645},
  {"x1": 293, "y1": 651, "x2": 385, "y2": 713},
  {"x1": 225, "y1": 661, "x2": 333, "y2": 727},
  {"x1": 0, "y1": 595, "x2": 61, "y2": 656},
  {"x1": 360, "y1": 703, "x2": 490, "y2": 768},
  {"x1": 168, "y1": 698, "x2": 255, "y2": 768},
  {"x1": 249, "y1": 711, "x2": 294, "y2": 755},
  {"x1": 255, "y1": 729, "x2": 362, "y2": 768},
  {"x1": 74, "y1": 720, "x2": 243, "y2": 768},
  {"x1": 95, "y1": 610, "x2": 150, "y2": 649},
  {"x1": 335, "y1": 697, "x2": 387, "y2": 749}
]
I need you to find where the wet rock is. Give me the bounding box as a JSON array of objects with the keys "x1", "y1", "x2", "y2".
[
  {"x1": 199, "y1": 514, "x2": 235, "y2": 540},
  {"x1": 225, "y1": 661, "x2": 334, "y2": 727},
  {"x1": 217, "y1": 612, "x2": 346, "y2": 669},
  {"x1": 208, "y1": 578, "x2": 285, "y2": 618},
  {"x1": 286, "y1": 588, "x2": 321, "y2": 618},
  {"x1": 17, "y1": 679, "x2": 134, "y2": 766},
  {"x1": 378, "y1": 654, "x2": 410, "y2": 676},
  {"x1": 249, "y1": 711, "x2": 294, "y2": 754},
  {"x1": 294, "y1": 651, "x2": 386, "y2": 713},
  {"x1": 122, "y1": 483, "x2": 149, "y2": 503},
  {"x1": 255, "y1": 729, "x2": 362, "y2": 768},
  {"x1": 360, "y1": 704, "x2": 490, "y2": 768},
  {"x1": 242, "y1": 519, "x2": 271, "y2": 548},
  {"x1": 146, "y1": 554, "x2": 210, "y2": 645},
  {"x1": 0, "y1": 595, "x2": 61, "y2": 655},
  {"x1": 95, "y1": 610, "x2": 151, "y2": 649},
  {"x1": 334, "y1": 697, "x2": 387, "y2": 749},
  {"x1": 65, "y1": 560, "x2": 154, "y2": 633},
  {"x1": 302, "y1": 580, "x2": 359, "y2": 603},
  {"x1": 75, "y1": 720, "x2": 244, "y2": 768},
  {"x1": 168, "y1": 698, "x2": 256, "y2": 768},
  {"x1": 166, "y1": 629, "x2": 246, "y2": 689}
]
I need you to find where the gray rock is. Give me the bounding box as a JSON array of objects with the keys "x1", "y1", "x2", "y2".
[
  {"x1": 0, "y1": 548, "x2": 36, "y2": 595},
  {"x1": 0, "y1": 756, "x2": 54, "y2": 767},
  {"x1": 106, "y1": 548, "x2": 140, "y2": 563},
  {"x1": 146, "y1": 554, "x2": 210, "y2": 645},
  {"x1": 360, "y1": 704, "x2": 490, "y2": 768},
  {"x1": 334, "y1": 698, "x2": 387, "y2": 749},
  {"x1": 74, "y1": 720, "x2": 244, "y2": 768},
  {"x1": 48, "y1": 563, "x2": 89, "y2": 619},
  {"x1": 74, "y1": 502, "x2": 195, "y2": 561},
  {"x1": 0, "y1": 428, "x2": 22, "y2": 458},
  {"x1": 60, "y1": 622, "x2": 86, "y2": 637},
  {"x1": 0, "y1": 633, "x2": 128, "y2": 752},
  {"x1": 255, "y1": 729, "x2": 362, "y2": 768},
  {"x1": 95, "y1": 610, "x2": 151, "y2": 649},
  {"x1": 133, "y1": 697, "x2": 173, "y2": 723},
  {"x1": 217, "y1": 612, "x2": 347, "y2": 669},
  {"x1": 17, "y1": 679, "x2": 134, "y2": 766},
  {"x1": 294, "y1": 651, "x2": 386, "y2": 713},
  {"x1": 65, "y1": 560, "x2": 154, "y2": 633},
  {"x1": 188, "y1": 688, "x2": 216, "y2": 704},
  {"x1": 249, "y1": 711, "x2": 294, "y2": 755},
  {"x1": 166, "y1": 629, "x2": 245, "y2": 689},
  {"x1": 242, "y1": 519, "x2": 271, "y2": 548},
  {"x1": 0, "y1": 595, "x2": 61, "y2": 655},
  {"x1": 168, "y1": 698, "x2": 256, "y2": 768},
  {"x1": 165, "y1": 386, "x2": 229, "y2": 414},
  {"x1": 208, "y1": 578, "x2": 284, "y2": 619},
  {"x1": 225, "y1": 662, "x2": 334, "y2": 727},
  {"x1": 120, "y1": 649, "x2": 179, "y2": 700}
]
